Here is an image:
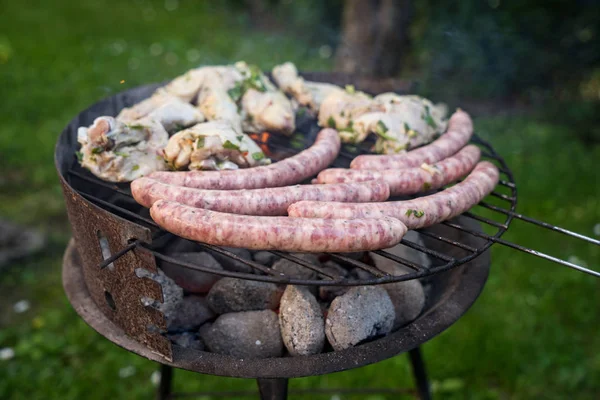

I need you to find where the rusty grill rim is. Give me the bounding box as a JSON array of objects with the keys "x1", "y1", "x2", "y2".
[{"x1": 62, "y1": 238, "x2": 490, "y2": 378}]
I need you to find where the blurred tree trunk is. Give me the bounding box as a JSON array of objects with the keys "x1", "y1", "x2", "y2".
[{"x1": 335, "y1": 0, "x2": 412, "y2": 77}]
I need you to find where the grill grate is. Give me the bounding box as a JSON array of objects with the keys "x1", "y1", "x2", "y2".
[{"x1": 64, "y1": 126, "x2": 600, "y2": 283}]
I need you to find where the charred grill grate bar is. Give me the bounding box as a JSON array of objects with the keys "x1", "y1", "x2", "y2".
[{"x1": 66, "y1": 130, "x2": 600, "y2": 283}]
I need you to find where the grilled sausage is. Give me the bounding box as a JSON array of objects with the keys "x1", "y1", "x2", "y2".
[
  {"x1": 132, "y1": 178, "x2": 390, "y2": 216},
  {"x1": 288, "y1": 161, "x2": 499, "y2": 229},
  {"x1": 350, "y1": 109, "x2": 473, "y2": 170},
  {"x1": 148, "y1": 128, "x2": 341, "y2": 189},
  {"x1": 149, "y1": 200, "x2": 407, "y2": 252},
  {"x1": 317, "y1": 144, "x2": 481, "y2": 196}
]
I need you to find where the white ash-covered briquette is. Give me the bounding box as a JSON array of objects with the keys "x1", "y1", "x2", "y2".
[
  {"x1": 325, "y1": 286, "x2": 395, "y2": 351},
  {"x1": 279, "y1": 285, "x2": 325, "y2": 356},
  {"x1": 199, "y1": 310, "x2": 283, "y2": 358},
  {"x1": 206, "y1": 278, "x2": 283, "y2": 314}
]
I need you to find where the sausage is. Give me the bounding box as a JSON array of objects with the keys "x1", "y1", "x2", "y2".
[
  {"x1": 148, "y1": 128, "x2": 341, "y2": 189},
  {"x1": 149, "y1": 199, "x2": 407, "y2": 252},
  {"x1": 350, "y1": 109, "x2": 473, "y2": 170},
  {"x1": 132, "y1": 177, "x2": 390, "y2": 216},
  {"x1": 317, "y1": 144, "x2": 481, "y2": 196},
  {"x1": 288, "y1": 161, "x2": 499, "y2": 230}
]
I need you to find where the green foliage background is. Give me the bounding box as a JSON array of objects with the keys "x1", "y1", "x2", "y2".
[{"x1": 0, "y1": 1, "x2": 598, "y2": 399}]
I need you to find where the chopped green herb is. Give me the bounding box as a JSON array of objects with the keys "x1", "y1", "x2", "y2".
[
  {"x1": 394, "y1": 143, "x2": 407, "y2": 152},
  {"x1": 228, "y1": 65, "x2": 268, "y2": 103},
  {"x1": 174, "y1": 123, "x2": 185, "y2": 132},
  {"x1": 128, "y1": 124, "x2": 146, "y2": 130},
  {"x1": 375, "y1": 120, "x2": 396, "y2": 141},
  {"x1": 236, "y1": 135, "x2": 244, "y2": 142},
  {"x1": 114, "y1": 151, "x2": 128, "y2": 157},
  {"x1": 297, "y1": 108, "x2": 306, "y2": 117},
  {"x1": 406, "y1": 209, "x2": 425, "y2": 218},
  {"x1": 290, "y1": 135, "x2": 304, "y2": 149},
  {"x1": 376, "y1": 120, "x2": 388, "y2": 134},
  {"x1": 422, "y1": 105, "x2": 437, "y2": 129},
  {"x1": 75, "y1": 151, "x2": 83, "y2": 162},
  {"x1": 422, "y1": 182, "x2": 432, "y2": 191},
  {"x1": 251, "y1": 151, "x2": 265, "y2": 161},
  {"x1": 345, "y1": 84, "x2": 355, "y2": 94},
  {"x1": 404, "y1": 122, "x2": 417, "y2": 137},
  {"x1": 339, "y1": 120, "x2": 355, "y2": 133},
  {"x1": 91, "y1": 147, "x2": 104, "y2": 154},
  {"x1": 327, "y1": 116, "x2": 336, "y2": 129},
  {"x1": 196, "y1": 137, "x2": 205, "y2": 149},
  {"x1": 223, "y1": 140, "x2": 240, "y2": 150},
  {"x1": 132, "y1": 165, "x2": 140, "y2": 171},
  {"x1": 227, "y1": 85, "x2": 243, "y2": 102}
]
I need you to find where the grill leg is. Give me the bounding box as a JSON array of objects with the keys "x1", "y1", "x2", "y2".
[
  {"x1": 157, "y1": 364, "x2": 173, "y2": 400},
  {"x1": 256, "y1": 378, "x2": 289, "y2": 400},
  {"x1": 409, "y1": 347, "x2": 432, "y2": 400}
]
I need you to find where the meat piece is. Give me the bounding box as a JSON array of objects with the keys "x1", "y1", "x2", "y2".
[
  {"x1": 162, "y1": 120, "x2": 270, "y2": 171},
  {"x1": 272, "y1": 62, "x2": 343, "y2": 112},
  {"x1": 316, "y1": 144, "x2": 481, "y2": 196},
  {"x1": 318, "y1": 90, "x2": 382, "y2": 143},
  {"x1": 116, "y1": 93, "x2": 172, "y2": 122},
  {"x1": 196, "y1": 62, "x2": 295, "y2": 135},
  {"x1": 350, "y1": 109, "x2": 473, "y2": 170},
  {"x1": 196, "y1": 67, "x2": 244, "y2": 130},
  {"x1": 117, "y1": 94, "x2": 204, "y2": 132},
  {"x1": 148, "y1": 128, "x2": 341, "y2": 189},
  {"x1": 76, "y1": 116, "x2": 168, "y2": 182},
  {"x1": 353, "y1": 94, "x2": 448, "y2": 154},
  {"x1": 288, "y1": 161, "x2": 499, "y2": 229},
  {"x1": 146, "y1": 100, "x2": 205, "y2": 132},
  {"x1": 149, "y1": 200, "x2": 407, "y2": 252},
  {"x1": 240, "y1": 89, "x2": 295, "y2": 135},
  {"x1": 159, "y1": 67, "x2": 209, "y2": 102},
  {"x1": 131, "y1": 178, "x2": 390, "y2": 215}
]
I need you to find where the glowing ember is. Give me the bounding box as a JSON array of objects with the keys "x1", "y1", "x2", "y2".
[{"x1": 249, "y1": 131, "x2": 272, "y2": 156}]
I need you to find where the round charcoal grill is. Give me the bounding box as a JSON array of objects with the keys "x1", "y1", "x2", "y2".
[{"x1": 56, "y1": 73, "x2": 599, "y2": 400}]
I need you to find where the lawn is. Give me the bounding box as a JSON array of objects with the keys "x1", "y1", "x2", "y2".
[{"x1": 1, "y1": 1, "x2": 599, "y2": 399}]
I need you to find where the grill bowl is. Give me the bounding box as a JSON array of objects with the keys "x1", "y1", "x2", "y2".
[{"x1": 56, "y1": 73, "x2": 507, "y2": 365}]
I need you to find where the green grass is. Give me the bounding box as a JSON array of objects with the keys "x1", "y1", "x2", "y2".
[{"x1": 1, "y1": 1, "x2": 599, "y2": 399}]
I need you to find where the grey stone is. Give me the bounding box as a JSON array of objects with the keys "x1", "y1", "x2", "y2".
[
  {"x1": 208, "y1": 247, "x2": 254, "y2": 273},
  {"x1": 168, "y1": 332, "x2": 204, "y2": 351},
  {"x1": 0, "y1": 219, "x2": 45, "y2": 268},
  {"x1": 272, "y1": 253, "x2": 320, "y2": 280},
  {"x1": 166, "y1": 295, "x2": 216, "y2": 331},
  {"x1": 207, "y1": 278, "x2": 283, "y2": 314},
  {"x1": 378, "y1": 264, "x2": 425, "y2": 330},
  {"x1": 279, "y1": 286, "x2": 325, "y2": 356},
  {"x1": 161, "y1": 252, "x2": 223, "y2": 293},
  {"x1": 253, "y1": 251, "x2": 279, "y2": 266},
  {"x1": 199, "y1": 310, "x2": 283, "y2": 358},
  {"x1": 325, "y1": 286, "x2": 395, "y2": 351}
]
